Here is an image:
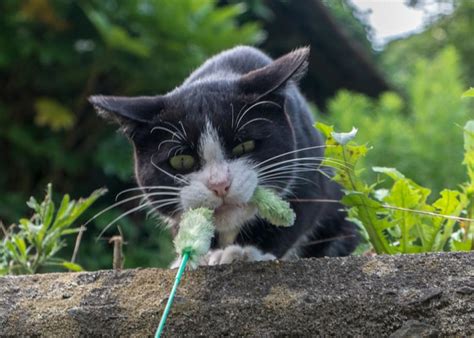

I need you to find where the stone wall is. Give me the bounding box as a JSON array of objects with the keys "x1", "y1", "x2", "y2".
[{"x1": 0, "y1": 252, "x2": 473, "y2": 336}]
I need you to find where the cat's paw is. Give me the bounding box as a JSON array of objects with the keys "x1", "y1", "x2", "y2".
[{"x1": 201, "y1": 245, "x2": 276, "y2": 265}]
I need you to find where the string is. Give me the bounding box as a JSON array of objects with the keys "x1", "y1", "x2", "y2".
[{"x1": 155, "y1": 250, "x2": 190, "y2": 338}]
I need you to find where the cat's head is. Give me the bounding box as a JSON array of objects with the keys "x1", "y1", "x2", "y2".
[{"x1": 90, "y1": 47, "x2": 309, "y2": 239}]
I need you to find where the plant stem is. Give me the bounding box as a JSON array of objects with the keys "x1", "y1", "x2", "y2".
[{"x1": 71, "y1": 226, "x2": 86, "y2": 264}]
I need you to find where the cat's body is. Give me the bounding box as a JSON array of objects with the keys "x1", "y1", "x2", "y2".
[{"x1": 90, "y1": 46, "x2": 357, "y2": 265}]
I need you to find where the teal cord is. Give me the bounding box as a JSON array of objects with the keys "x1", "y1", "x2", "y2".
[{"x1": 155, "y1": 251, "x2": 190, "y2": 338}]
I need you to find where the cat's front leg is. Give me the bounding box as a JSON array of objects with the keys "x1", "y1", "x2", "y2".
[
  {"x1": 201, "y1": 245, "x2": 276, "y2": 265},
  {"x1": 169, "y1": 245, "x2": 276, "y2": 268}
]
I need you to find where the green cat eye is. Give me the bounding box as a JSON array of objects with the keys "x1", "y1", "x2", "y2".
[
  {"x1": 169, "y1": 155, "x2": 195, "y2": 171},
  {"x1": 232, "y1": 140, "x2": 255, "y2": 157}
]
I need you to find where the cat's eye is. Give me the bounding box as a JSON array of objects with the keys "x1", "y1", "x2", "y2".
[
  {"x1": 169, "y1": 155, "x2": 195, "y2": 171},
  {"x1": 232, "y1": 140, "x2": 255, "y2": 157}
]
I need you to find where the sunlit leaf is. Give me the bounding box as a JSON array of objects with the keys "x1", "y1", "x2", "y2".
[
  {"x1": 84, "y1": 8, "x2": 150, "y2": 57},
  {"x1": 373, "y1": 167, "x2": 405, "y2": 180},
  {"x1": 34, "y1": 98, "x2": 76, "y2": 131},
  {"x1": 61, "y1": 261, "x2": 83, "y2": 272},
  {"x1": 461, "y1": 88, "x2": 474, "y2": 98}
]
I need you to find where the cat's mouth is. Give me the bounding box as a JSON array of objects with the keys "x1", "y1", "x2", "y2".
[{"x1": 214, "y1": 202, "x2": 245, "y2": 215}]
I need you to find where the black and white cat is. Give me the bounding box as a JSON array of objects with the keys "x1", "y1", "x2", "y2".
[{"x1": 90, "y1": 46, "x2": 358, "y2": 266}]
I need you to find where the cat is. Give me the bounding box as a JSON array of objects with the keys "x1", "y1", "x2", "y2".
[{"x1": 89, "y1": 46, "x2": 358, "y2": 266}]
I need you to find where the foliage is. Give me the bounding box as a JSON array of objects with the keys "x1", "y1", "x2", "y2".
[
  {"x1": 322, "y1": 0, "x2": 374, "y2": 53},
  {"x1": 0, "y1": 184, "x2": 106, "y2": 275},
  {"x1": 322, "y1": 47, "x2": 472, "y2": 197},
  {"x1": 317, "y1": 119, "x2": 474, "y2": 254},
  {"x1": 382, "y1": 0, "x2": 474, "y2": 87},
  {"x1": 0, "y1": 0, "x2": 261, "y2": 270},
  {"x1": 462, "y1": 88, "x2": 474, "y2": 98}
]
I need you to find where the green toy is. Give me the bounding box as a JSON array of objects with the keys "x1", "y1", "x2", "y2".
[
  {"x1": 251, "y1": 186, "x2": 295, "y2": 227},
  {"x1": 155, "y1": 186, "x2": 295, "y2": 337},
  {"x1": 173, "y1": 207, "x2": 214, "y2": 268}
]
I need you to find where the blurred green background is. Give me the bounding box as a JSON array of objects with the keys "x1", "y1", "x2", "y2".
[{"x1": 1, "y1": 0, "x2": 473, "y2": 270}]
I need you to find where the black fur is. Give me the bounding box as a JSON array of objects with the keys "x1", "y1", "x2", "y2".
[{"x1": 90, "y1": 46, "x2": 358, "y2": 258}]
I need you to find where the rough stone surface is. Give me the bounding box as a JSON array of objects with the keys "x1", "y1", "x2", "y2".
[{"x1": 0, "y1": 252, "x2": 472, "y2": 336}]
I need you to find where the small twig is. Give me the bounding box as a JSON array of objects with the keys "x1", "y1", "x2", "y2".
[
  {"x1": 109, "y1": 231, "x2": 124, "y2": 271},
  {"x1": 289, "y1": 198, "x2": 474, "y2": 223},
  {"x1": 381, "y1": 204, "x2": 474, "y2": 222},
  {"x1": 0, "y1": 221, "x2": 9, "y2": 237},
  {"x1": 289, "y1": 198, "x2": 341, "y2": 204},
  {"x1": 301, "y1": 234, "x2": 357, "y2": 247},
  {"x1": 71, "y1": 226, "x2": 86, "y2": 264}
]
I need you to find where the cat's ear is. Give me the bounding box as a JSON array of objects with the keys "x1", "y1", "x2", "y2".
[
  {"x1": 239, "y1": 47, "x2": 309, "y2": 98},
  {"x1": 89, "y1": 95, "x2": 163, "y2": 127}
]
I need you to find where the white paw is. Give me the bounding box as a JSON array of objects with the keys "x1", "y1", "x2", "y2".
[{"x1": 201, "y1": 245, "x2": 276, "y2": 266}]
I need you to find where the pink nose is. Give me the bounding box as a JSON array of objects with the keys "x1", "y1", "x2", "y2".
[{"x1": 208, "y1": 180, "x2": 231, "y2": 197}]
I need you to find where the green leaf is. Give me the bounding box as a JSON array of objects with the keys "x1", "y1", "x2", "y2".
[
  {"x1": 60, "y1": 228, "x2": 84, "y2": 235},
  {"x1": 68, "y1": 188, "x2": 107, "y2": 226},
  {"x1": 451, "y1": 239, "x2": 472, "y2": 251},
  {"x1": 4, "y1": 241, "x2": 21, "y2": 262},
  {"x1": 26, "y1": 197, "x2": 40, "y2": 213},
  {"x1": 463, "y1": 120, "x2": 474, "y2": 152},
  {"x1": 372, "y1": 167, "x2": 405, "y2": 180},
  {"x1": 34, "y1": 98, "x2": 76, "y2": 131},
  {"x1": 84, "y1": 8, "x2": 150, "y2": 57},
  {"x1": 384, "y1": 179, "x2": 427, "y2": 252},
  {"x1": 61, "y1": 261, "x2": 83, "y2": 272},
  {"x1": 461, "y1": 88, "x2": 474, "y2": 98},
  {"x1": 12, "y1": 236, "x2": 27, "y2": 259},
  {"x1": 430, "y1": 189, "x2": 468, "y2": 251},
  {"x1": 53, "y1": 194, "x2": 71, "y2": 226},
  {"x1": 342, "y1": 192, "x2": 394, "y2": 254}
]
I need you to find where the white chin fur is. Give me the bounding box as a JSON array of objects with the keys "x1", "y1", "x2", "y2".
[
  {"x1": 177, "y1": 122, "x2": 259, "y2": 241},
  {"x1": 179, "y1": 159, "x2": 258, "y2": 235}
]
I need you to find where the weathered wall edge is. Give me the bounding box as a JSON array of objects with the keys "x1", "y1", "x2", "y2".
[{"x1": 0, "y1": 252, "x2": 473, "y2": 336}]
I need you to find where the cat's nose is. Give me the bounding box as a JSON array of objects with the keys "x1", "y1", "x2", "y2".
[{"x1": 208, "y1": 180, "x2": 231, "y2": 197}]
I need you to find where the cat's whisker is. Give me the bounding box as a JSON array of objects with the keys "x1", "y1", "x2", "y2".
[
  {"x1": 178, "y1": 121, "x2": 188, "y2": 139},
  {"x1": 168, "y1": 205, "x2": 184, "y2": 218},
  {"x1": 230, "y1": 103, "x2": 235, "y2": 130},
  {"x1": 146, "y1": 199, "x2": 182, "y2": 218},
  {"x1": 175, "y1": 173, "x2": 188, "y2": 183},
  {"x1": 235, "y1": 100, "x2": 281, "y2": 131},
  {"x1": 151, "y1": 156, "x2": 189, "y2": 185},
  {"x1": 259, "y1": 183, "x2": 298, "y2": 198},
  {"x1": 257, "y1": 155, "x2": 349, "y2": 171},
  {"x1": 86, "y1": 191, "x2": 180, "y2": 228},
  {"x1": 260, "y1": 157, "x2": 350, "y2": 172},
  {"x1": 259, "y1": 175, "x2": 318, "y2": 187},
  {"x1": 115, "y1": 186, "x2": 181, "y2": 200},
  {"x1": 257, "y1": 157, "x2": 350, "y2": 174},
  {"x1": 258, "y1": 168, "x2": 330, "y2": 180},
  {"x1": 86, "y1": 195, "x2": 146, "y2": 227},
  {"x1": 98, "y1": 196, "x2": 182, "y2": 240},
  {"x1": 97, "y1": 201, "x2": 150, "y2": 240},
  {"x1": 261, "y1": 169, "x2": 328, "y2": 184},
  {"x1": 158, "y1": 138, "x2": 181, "y2": 151},
  {"x1": 151, "y1": 126, "x2": 184, "y2": 142},
  {"x1": 253, "y1": 144, "x2": 339, "y2": 169},
  {"x1": 163, "y1": 121, "x2": 187, "y2": 142},
  {"x1": 167, "y1": 144, "x2": 184, "y2": 158},
  {"x1": 236, "y1": 117, "x2": 273, "y2": 133},
  {"x1": 115, "y1": 185, "x2": 181, "y2": 201},
  {"x1": 257, "y1": 162, "x2": 341, "y2": 177}
]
